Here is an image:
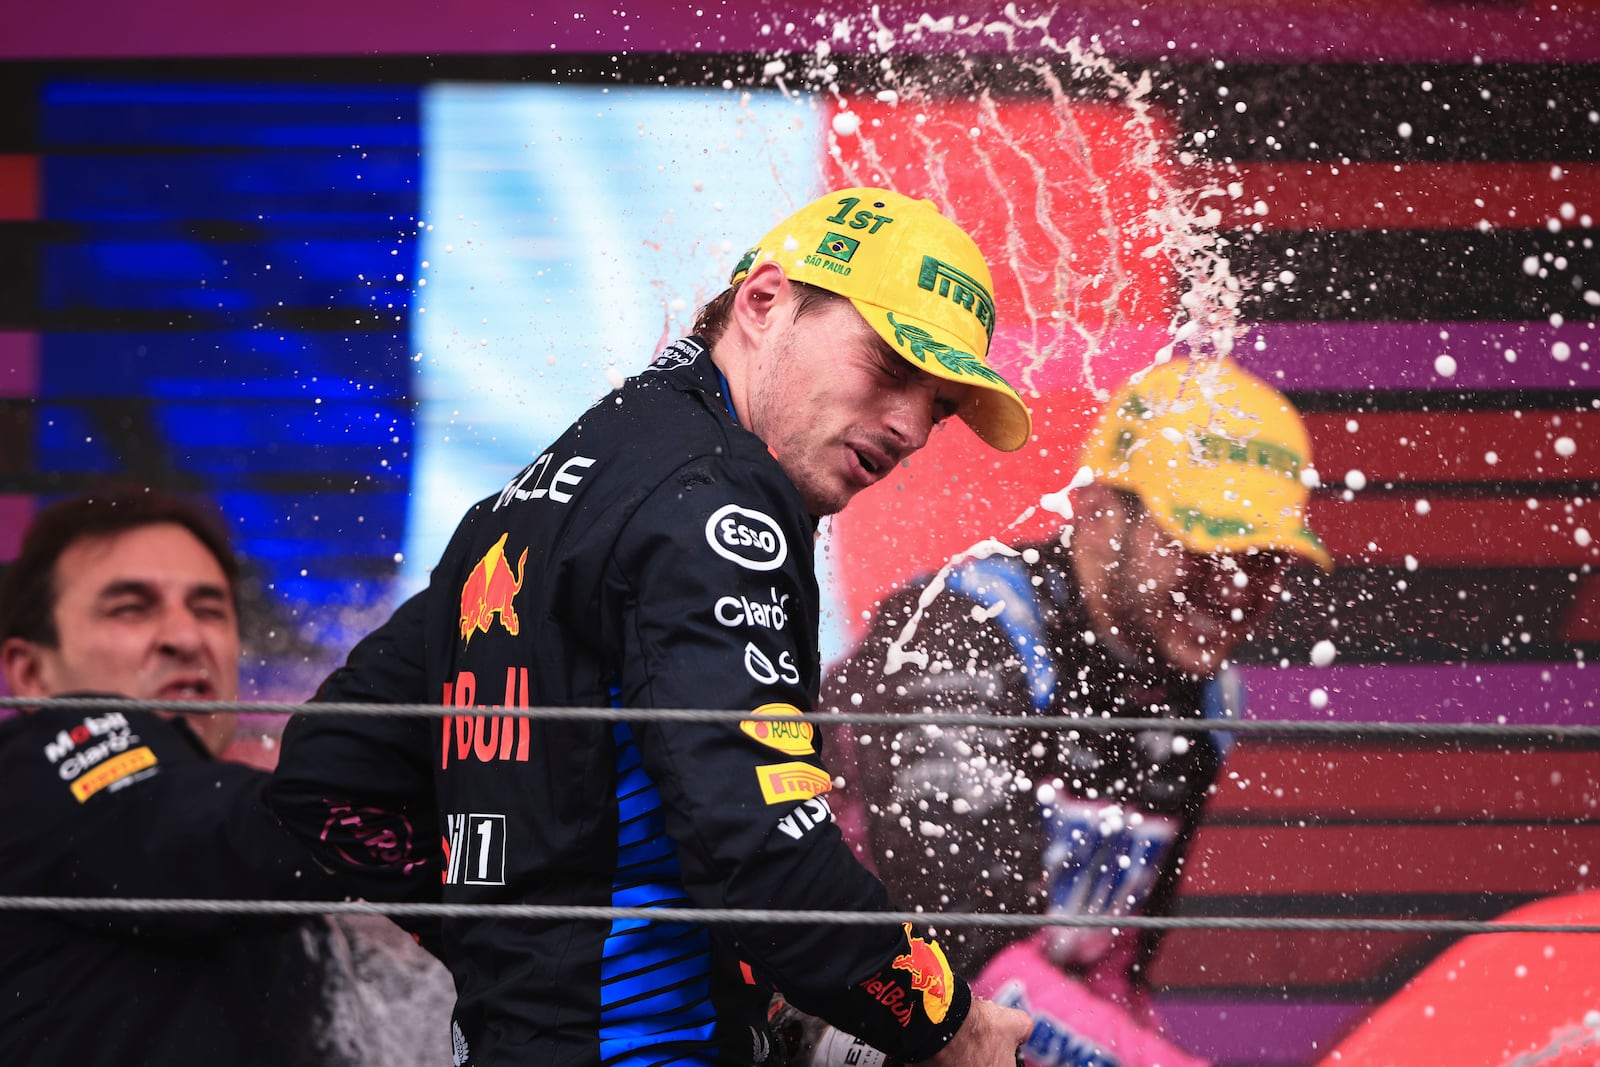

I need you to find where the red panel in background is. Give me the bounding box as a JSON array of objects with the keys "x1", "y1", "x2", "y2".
[
  {"x1": 1149, "y1": 928, "x2": 1439, "y2": 990},
  {"x1": 1203, "y1": 744, "x2": 1600, "y2": 821},
  {"x1": 1566, "y1": 575, "x2": 1600, "y2": 642},
  {"x1": 1306, "y1": 494, "x2": 1600, "y2": 568},
  {"x1": 1213, "y1": 161, "x2": 1600, "y2": 232},
  {"x1": 1179, "y1": 823, "x2": 1599, "y2": 897},
  {"x1": 824, "y1": 384, "x2": 1100, "y2": 637},
  {"x1": 819, "y1": 97, "x2": 1181, "y2": 641},
  {"x1": 822, "y1": 96, "x2": 1178, "y2": 339},
  {"x1": 0, "y1": 155, "x2": 39, "y2": 220},
  {"x1": 1304, "y1": 410, "x2": 1600, "y2": 485}
]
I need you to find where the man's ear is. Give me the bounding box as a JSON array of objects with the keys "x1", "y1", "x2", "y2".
[
  {"x1": 1, "y1": 636, "x2": 49, "y2": 697},
  {"x1": 729, "y1": 259, "x2": 788, "y2": 338}
]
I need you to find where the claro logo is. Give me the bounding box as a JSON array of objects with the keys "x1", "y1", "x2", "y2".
[{"x1": 705, "y1": 504, "x2": 788, "y2": 571}]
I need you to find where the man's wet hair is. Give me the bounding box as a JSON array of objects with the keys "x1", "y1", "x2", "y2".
[
  {"x1": 691, "y1": 279, "x2": 846, "y2": 346},
  {"x1": 0, "y1": 487, "x2": 240, "y2": 648}
]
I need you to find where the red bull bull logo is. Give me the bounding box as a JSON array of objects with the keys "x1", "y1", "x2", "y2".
[
  {"x1": 459, "y1": 532, "x2": 529, "y2": 644},
  {"x1": 893, "y1": 924, "x2": 956, "y2": 1024}
]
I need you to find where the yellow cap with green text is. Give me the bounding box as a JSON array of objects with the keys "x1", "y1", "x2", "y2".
[
  {"x1": 730, "y1": 187, "x2": 1031, "y2": 452},
  {"x1": 1080, "y1": 358, "x2": 1332, "y2": 569}
]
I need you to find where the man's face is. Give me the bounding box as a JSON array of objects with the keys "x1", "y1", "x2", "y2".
[
  {"x1": 1108, "y1": 506, "x2": 1289, "y2": 677},
  {"x1": 746, "y1": 296, "x2": 969, "y2": 516},
  {"x1": 3, "y1": 522, "x2": 241, "y2": 754}
]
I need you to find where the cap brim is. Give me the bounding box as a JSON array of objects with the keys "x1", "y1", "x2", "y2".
[{"x1": 1147, "y1": 502, "x2": 1334, "y2": 571}]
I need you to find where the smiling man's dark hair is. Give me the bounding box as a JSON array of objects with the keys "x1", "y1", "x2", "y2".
[{"x1": 0, "y1": 487, "x2": 239, "y2": 649}]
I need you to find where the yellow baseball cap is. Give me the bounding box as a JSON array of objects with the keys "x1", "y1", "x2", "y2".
[
  {"x1": 1080, "y1": 358, "x2": 1332, "y2": 569},
  {"x1": 730, "y1": 187, "x2": 1032, "y2": 452}
]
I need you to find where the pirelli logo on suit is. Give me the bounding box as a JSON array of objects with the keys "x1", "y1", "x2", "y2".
[
  {"x1": 755, "y1": 761, "x2": 832, "y2": 806},
  {"x1": 69, "y1": 746, "x2": 158, "y2": 802}
]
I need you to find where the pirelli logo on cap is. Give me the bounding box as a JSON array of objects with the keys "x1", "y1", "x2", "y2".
[
  {"x1": 70, "y1": 745, "x2": 158, "y2": 802},
  {"x1": 755, "y1": 761, "x2": 833, "y2": 806},
  {"x1": 739, "y1": 703, "x2": 815, "y2": 756}
]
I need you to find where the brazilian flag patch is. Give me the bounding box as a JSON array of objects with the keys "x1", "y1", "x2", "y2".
[{"x1": 816, "y1": 232, "x2": 859, "y2": 263}]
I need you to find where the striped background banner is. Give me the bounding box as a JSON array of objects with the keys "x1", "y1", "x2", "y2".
[{"x1": 1, "y1": 5, "x2": 1595, "y2": 1064}]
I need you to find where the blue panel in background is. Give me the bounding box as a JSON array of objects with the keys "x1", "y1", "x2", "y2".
[
  {"x1": 42, "y1": 235, "x2": 415, "y2": 313},
  {"x1": 41, "y1": 82, "x2": 421, "y2": 149},
  {"x1": 45, "y1": 150, "x2": 419, "y2": 222},
  {"x1": 43, "y1": 332, "x2": 412, "y2": 398},
  {"x1": 37, "y1": 80, "x2": 422, "y2": 686}
]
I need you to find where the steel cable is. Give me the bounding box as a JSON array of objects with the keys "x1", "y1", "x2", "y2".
[
  {"x1": 6, "y1": 693, "x2": 1596, "y2": 935},
  {"x1": 5, "y1": 695, "x2": 1598, "y2": 741}
]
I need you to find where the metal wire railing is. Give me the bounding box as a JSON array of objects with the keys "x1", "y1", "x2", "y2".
[
  {"x1": 5, "y1": 693, "x2": 1597, "y2": 936},
  {"x1": 6, "y1": 694, "x2": 1600, "y2": 741}
]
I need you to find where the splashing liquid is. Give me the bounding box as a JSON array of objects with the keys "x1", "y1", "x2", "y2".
[{"x1": 775, "y1": 11, "x2": 1252, "y2": 647}]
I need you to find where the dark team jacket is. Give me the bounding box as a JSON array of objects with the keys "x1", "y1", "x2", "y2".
[
  {"x1": 0, "y1": 702, "x2": 347, "y2": 1067},
  {"x1": 270, "y1": 338, "x2": 972, "y2": 1067},
  {"x1": 821, "y1": 540, "x2": 1227, "y2": 983}
]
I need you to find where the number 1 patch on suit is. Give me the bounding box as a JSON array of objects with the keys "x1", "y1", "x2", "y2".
[{"x1": 443, "y1": 811, "x2": 508, "y2": 886}]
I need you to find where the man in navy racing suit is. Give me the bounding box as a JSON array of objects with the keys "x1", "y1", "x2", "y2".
[
  {"x1": 270, "y1": 187, "x2": 1037, "y2": 1067},
  {"x1": 0, "y1": 488, "x2": 363, "y2": 1066},
  {"x1": 818, "y1": 359, "x2": 1333, "y2": 1067}
]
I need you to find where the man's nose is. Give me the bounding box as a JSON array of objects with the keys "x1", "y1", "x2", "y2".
[
  {"x1": 883, "y1": 388, "x2": 936, "y2": 452},
  {"x1": 1190, "y1": 557, "x2": 1255, "y2": 609},
  {"x1": 156, "y1": 607, "x2": 206, "y2": 656}
]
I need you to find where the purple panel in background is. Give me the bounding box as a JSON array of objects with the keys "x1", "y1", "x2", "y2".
[
  {"x1": 1233, "y1": 322, "x2": 1600, "y2": 393},
  {"x1": 1155, "y1": 997, "x2": 1367, "y2": 1066},
  {"x1": 1236, "y1": 663, "x2": 1598, "y2": 725},
  {"x1": 2, "y1": 1, "x2": 1599, "y2": 62},
  {"x1": 0, "y1": 332, "x2": 37, "y2": 397}
]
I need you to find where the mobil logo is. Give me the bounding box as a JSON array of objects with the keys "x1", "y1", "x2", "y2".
[{"x1": 706, "y1": 504, "x2": 788, "y2": 571}]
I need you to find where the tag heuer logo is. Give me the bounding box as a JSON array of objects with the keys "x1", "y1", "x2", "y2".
[{"x1": 816, "y1": 233, "x2": 860, "y2": 263}]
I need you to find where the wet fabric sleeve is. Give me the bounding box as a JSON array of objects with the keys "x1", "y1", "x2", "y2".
[
  {"x1": 270, "y1": 589, "x2": 444, "y2": 902},
  {"x1": 610, "y1": 457, "x2": 972, "y2": 1062},
  {"x1": 823, "y1": 585, "x2": 1045, "y2": 976},
  {"x1": 0, "y1": 705, "x2": 344, "y2": 937},
  {"x1": 824, "y1": 565, "x2": 1221, "y2": 991}
]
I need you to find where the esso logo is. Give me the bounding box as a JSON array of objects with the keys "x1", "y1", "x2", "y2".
[{"x1": 705, "y1": 504, "x2": 788, "y2": 571}]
